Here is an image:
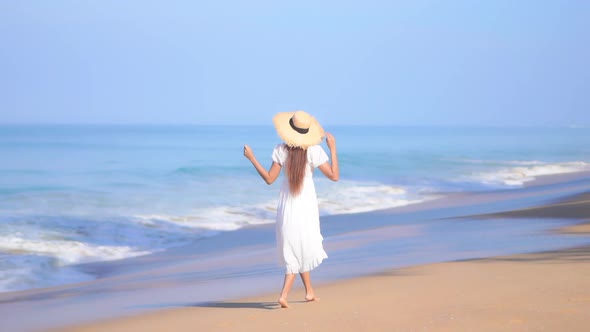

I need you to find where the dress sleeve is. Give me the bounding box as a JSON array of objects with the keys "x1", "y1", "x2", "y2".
[
  {"x1": 272, "y1": 144, "x2": 286, "y2": 165},
  {"x1": 309, "y1": 145, "x2": 329, "y2": 168}
]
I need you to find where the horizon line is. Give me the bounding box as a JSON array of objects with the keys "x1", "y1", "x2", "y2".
[{"x1": 0, "y1": 122, "x2": 588, "y2": 129}]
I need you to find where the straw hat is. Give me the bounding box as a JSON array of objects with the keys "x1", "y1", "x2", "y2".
[{"x1": 273, "y1": 110, "x2": 324, "y2": 148}]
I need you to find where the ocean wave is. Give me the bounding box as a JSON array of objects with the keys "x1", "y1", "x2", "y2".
[
  {"x1": 466, "y1": 161, "x2": 589, "y2": 186},
  {"x1": 0, "y1": 254, "x2": 94, "y2": 292},
  {"x1": 0, "y1": 214, "x2": 209, "y2": 292},
  {"x1": 0, "y1": 180, "x2": 427, "y2": 292}
]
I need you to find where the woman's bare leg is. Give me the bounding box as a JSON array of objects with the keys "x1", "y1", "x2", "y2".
[
  {"x1": 299, "y1": 271, "x2": 319, "y2": 301},
  {"x1": 279, "y1": 273, "x2": 296, "y2": 308}
]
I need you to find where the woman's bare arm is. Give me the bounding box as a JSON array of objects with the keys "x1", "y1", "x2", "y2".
[
  {"x1": 318, "y1": 133, "x2": 339, "y2": 181},
  {"x1": 243, "y1": 144, "x2": 282, "y2": 185}
]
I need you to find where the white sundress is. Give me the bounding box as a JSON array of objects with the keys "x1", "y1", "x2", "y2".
[{"x1": 272, "y1": 143, "x2": 329, "y2": 274}]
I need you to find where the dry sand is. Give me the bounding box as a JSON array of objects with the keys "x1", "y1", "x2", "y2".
[{"x1": 55, "y1": 192, "x2": 590, "y2": 332}]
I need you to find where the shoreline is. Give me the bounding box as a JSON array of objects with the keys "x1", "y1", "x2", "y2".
[
  {"x1": 1, "y1": 171, "x2": 589, "y2": 332},
  {"x1": 54, "y1": 188, "x2": 590, "y2": 331},
  {"x1": 65, "y1": 171, "x2": 590, "y2": 285}
]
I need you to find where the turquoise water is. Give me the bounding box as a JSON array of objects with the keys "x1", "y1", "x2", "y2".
[{"x1": 0, "y1": 124, "x2": 589, "y2": 291}]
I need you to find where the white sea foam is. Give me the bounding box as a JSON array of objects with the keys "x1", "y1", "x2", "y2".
[
  {"x1": 452, "y1": 158, "x2": 546, "y2": 166},
  {"x1": 316, "y1": 181, "x2": 432, "y2": 214},
  {"x1": 135, "y1": 202, "x2": 278, "y2": 232},
  {"x1": 0, "y1": 236, "x2": 150, "y2": 265},
  {"x1": 135, "y1": 181, "x2": 433, "y2": 231},
  {"x1": 467, "y1": 161, "x2": 589, "y2": 186}
]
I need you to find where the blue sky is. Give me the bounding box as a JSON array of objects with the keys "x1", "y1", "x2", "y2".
[{"x1": 0, "y1": 1, "x2": 588, "y2": 126}]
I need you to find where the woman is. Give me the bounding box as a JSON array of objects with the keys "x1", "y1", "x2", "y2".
[{"x1": 243, "y1": 110, "x2": 339, "y2": 308}]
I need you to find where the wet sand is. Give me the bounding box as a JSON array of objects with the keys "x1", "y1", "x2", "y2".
[
  {"x1": 474, "y1": 191, "x2": 590, "y2": 235},
  {"x1": 473, "y1": 192, "x2": 590, "y2": 220}
]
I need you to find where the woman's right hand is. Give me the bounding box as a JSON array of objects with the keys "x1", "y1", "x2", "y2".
[
  {"x1": 243, "y1": 144, "x2": 254, "y2": 161},
  {"x1": 325, "y1": 133, "x2": 336, "y2": 151}
]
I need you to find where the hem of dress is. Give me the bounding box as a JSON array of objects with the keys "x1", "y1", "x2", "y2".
[{"x1": 284, "y1": 253, "x2": 328, "y2": 274}]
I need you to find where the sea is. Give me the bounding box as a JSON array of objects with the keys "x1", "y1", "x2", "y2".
[{"x1": 1, "y1": 124, "x2": 589, "y2": 293}]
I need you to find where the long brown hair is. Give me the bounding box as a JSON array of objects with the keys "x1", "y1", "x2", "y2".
[{"x1": 285, "y1": 145, "x2": 307, "y2": 195}]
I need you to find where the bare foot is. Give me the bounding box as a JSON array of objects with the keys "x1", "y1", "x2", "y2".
[
  {"x1": 278, "y1": 298, "x2": 290, "y2": 308},
  {"x1": 305, "y1": 294, "x2": 320, "y2": 302}
]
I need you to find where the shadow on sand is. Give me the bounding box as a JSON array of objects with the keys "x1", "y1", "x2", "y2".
[{"x1": 191, "y1": 301, "x2": 280, "y2": 310}]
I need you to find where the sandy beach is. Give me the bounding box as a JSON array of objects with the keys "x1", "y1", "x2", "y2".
[
  {"x1": 55, "y1": 246, "x2": 590, "y2": 332},
  {"x1": 50, "y1": 187, "x2": 590, "y2": 332}
]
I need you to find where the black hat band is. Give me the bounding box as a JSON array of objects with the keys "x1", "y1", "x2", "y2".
[{"x1": 289, "y1": 117, "x2": 309, "y2": 134}]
